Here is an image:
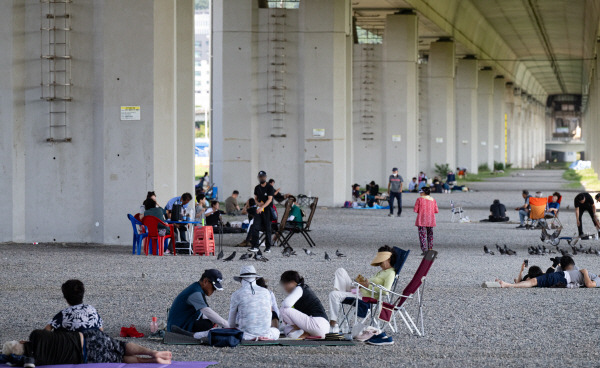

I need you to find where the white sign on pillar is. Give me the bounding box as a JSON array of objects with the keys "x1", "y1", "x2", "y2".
[{"x1": 120, "y1": 106, "x2": 141, "y2": 121}]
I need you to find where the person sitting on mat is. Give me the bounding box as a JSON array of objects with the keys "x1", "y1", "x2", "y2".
[
  {"x1": 279, "y1": 271, "x2": 329, "y2": 339},
  {"x1": 488, "y1": 199, "x2": 510, "y2": 222},
  {"x1": 328, "y1": 245, "x2": 396, "y2": 333},
  {"x1": 44, "y1": 279, "x2": 103, "y2": 333},
  {"x1": 167, "y1": 269, "x2": 229, "y2": 333},
  {"x1": 256, "y1": 277, "x2": 280, "y2": 328},
  {"x1": 228, "y1": 266, "x2": 280, "y2": 341},
  {"x1": 2, "y1": 329, "x2": 172, "y2": 366}
]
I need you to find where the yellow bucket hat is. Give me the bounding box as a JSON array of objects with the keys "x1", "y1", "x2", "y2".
[{"x1": 370, "y1": 251, "x2": 392, "y2": 266}]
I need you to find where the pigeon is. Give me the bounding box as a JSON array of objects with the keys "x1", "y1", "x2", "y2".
[
  {"x1": 255, "y1": 249, "x2": 268, "y2": 262},
  {"x1": 217, "y1": 249, "x2": 224, "y2": 260},
  {"x1": 498, "y1": 247, "x2": 506, "y2": 255},
  {"x1": 483, "y1": 245, "x2": 489, "y2": 254},
  {"x1": 222, "y1": 251, "x2": 236, "y2": 262},
  {"x1": 325, "y1": 252, "x2": 331, "y2": 261},
  {"x1": 304, "y1": 248, "x2": 315, "y2": 256},
  {"x1": 239, "y1": 253, "x2": 253, "y2": 260},
  {"x1": 489, "y1": 251, "x2": 495, "y2": 255},
  {"x1": 528, "y1": 247, "x2": 535, "y2": 255},
  {"x1": 571, "y1": 246, "x2": 578, "y2": 255},
  {"x1": 282, "y1": 247, "x2": 292, "y2": 257},
  {"x1": 336, "y1": 249, "x2": 346, "y2": 258}
]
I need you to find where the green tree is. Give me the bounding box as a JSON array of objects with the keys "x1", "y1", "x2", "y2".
[{"x1": 195, "y1": 0, "x2": 209, "y2": 11}]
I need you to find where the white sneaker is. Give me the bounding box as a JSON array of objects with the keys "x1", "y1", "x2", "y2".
[
  {"x1": 287, "y1": 329, "x2": 304, "y2": 339},
  {"x1": 330, "y1": 325, "x2": 340, "y2": 334}
]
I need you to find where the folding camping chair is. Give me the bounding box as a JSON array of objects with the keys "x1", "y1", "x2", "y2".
[
  {"x1": 450, "y1": 200, "x2": 464, "y2": 222},
  {"x1": 337, "y1": 247, "x2": 411, "y2": 334},
  {"x1": 279, "y1": 197, "x2": 319, "y2": 248},
  {"x1": 270, "y1": 198, "x2": 294, "y2": 247},
  {"x1": 372, "y1": 250, "x2": 437, "y2": 337},
  {"x1": 545, "y1": 195, "x2": 563, "y2": 229},
  {"x1": 527, "y1": 197, "x2": 548, "y2": 229}
]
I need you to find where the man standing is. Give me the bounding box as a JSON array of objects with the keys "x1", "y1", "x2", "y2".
[
  {"x1": 574, "y1": 192, "x2": 600, "y2": 236},
  {"x1": 166, "y1": 269, "x2": 229, "y2": 333},
  {"x1": 387, "y1": 168, "x2": 403, "y2": 217},
  {"x1": 249, "y1": 171, "x2": 274, "y2": 253}
]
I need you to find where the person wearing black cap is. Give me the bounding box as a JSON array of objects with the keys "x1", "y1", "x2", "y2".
[
  {"x1": 387, "y1": 168, "x2": 403, "y2": 217},
  {"x1": 249, "y1": 171, "x2": 275, "y2": 253},
  {"x1": 166, "y1": 269, "x2": 229, "y2": 333}
]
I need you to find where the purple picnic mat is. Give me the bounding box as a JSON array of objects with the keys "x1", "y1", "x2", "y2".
[{"x1": 0, "y1": 362, "x2": 217, "y2": 368}]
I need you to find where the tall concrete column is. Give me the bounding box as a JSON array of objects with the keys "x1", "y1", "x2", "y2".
[
  {"x1": 426, "y1": 40, "x2": 455, "y2": 173},
  {"x1": 382, "y1": 12, "x2": 418, "y2": 179},
  {"x1": 175, "y1": 0, "x2": 196, "y2": 195},
  {"x1": 493, "y1": 76, "x2": 506, "y2": 165},
  {"x1": 477, "y1": 67, "x2": 494, "y2": 169},
  {"x1": 513, "y1": 89, "x2": 523, "y2": 167},
  {"x1": 212, "y1": 0, "x2": 259, "y2": 201},
  {"x1": 299, "y1": 0, "x2": 349, "y2": 205},
  {"x1": 455, "y1": 57, "x2": 478, "y2": 173}
]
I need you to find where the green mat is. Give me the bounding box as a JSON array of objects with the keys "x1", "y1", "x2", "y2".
[{"x1": 163, "y1": 331, "x2": 202, "y2": 345}]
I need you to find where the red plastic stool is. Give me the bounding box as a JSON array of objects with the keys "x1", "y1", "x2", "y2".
[{"x1": 193, "y1": 226, "x2": 215, "y2": 256}]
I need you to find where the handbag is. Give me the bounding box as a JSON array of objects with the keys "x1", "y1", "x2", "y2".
[{"x1": 207, "y1": 328, "x2": 244, "y2": 347}]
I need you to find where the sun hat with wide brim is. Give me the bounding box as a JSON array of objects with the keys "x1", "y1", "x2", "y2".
[
  {"x1": 233, "y1": 265, "x2": 261, "y2": 282},
  {"x1": 370, "y1": 251, "x2": 392, "y2": 266}
]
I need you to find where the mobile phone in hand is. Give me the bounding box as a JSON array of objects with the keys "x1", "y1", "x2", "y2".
[{"x1": 524, "y1": 259, "x2": 528, "y2": 267}]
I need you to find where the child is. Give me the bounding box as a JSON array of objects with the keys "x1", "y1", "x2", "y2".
[{"x1": 413, "y1": 187, "x2": 439, "y2": 255}]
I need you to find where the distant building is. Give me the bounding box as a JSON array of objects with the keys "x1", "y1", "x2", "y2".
[{"x1": 195, "y1": 10, "x2": 210, "y2": 108}]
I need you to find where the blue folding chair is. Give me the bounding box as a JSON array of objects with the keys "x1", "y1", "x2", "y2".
[
  {"x1": 127, "y1": 214, "x2": 148, "y2": 255},
  {"x1": 337, "y1": 246, "x2": 410, "y2": 333}
]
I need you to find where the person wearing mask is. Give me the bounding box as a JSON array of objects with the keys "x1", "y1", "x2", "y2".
[
  {"x1": 165, "y1": 192, "x2": 193, "y2": 242},
  {"x1": 249, "y1": 171, "x2": 275, "y2": 253},
  {"x1": 225, "y1": 190, "x2": 241, "y2": 216},
  {"x1": 387, "y1": 168, "x2": 403, "y2": 217},
  {"x1": 515, "y1": 190, "x2": 532, "y2": 229},
  {"x1": 227, "y1": 266, "x2": 280, "y2": 341},
  {"x1": 414, "y1": 187, "x2": 439, "y2": 255},
  {"x1": 574, "y1": 192, "x2": 600, "y2": 236},
  {"x1": 279, "y1": 271, "x2": 329, "y2": 339},
  {"x1": 166, "y1": 269, "x2": 229, "y2": 333}
]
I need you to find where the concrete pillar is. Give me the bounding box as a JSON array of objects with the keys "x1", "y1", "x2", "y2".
[
  {"x1": 175, "y1": 0, "x2": 196, "y2": 195},
  {"x1": 382, "y1": 12, "x2": 418, "y2": 180},
  {"x1": 418, "y1": 61, "x2": 429, "y2": 174},
  {"x1": 477, "y1": 67, "x2": 494, "y2": 170},
  {"x1": 514, "y1": 90, "x2": 523, "y2": 167},
  {"x1": 493, "y1": 76, "x2": 506, "y2": 165},
  {"x1": 299, "y1": 0, "x2": 350, "y2": 205},
  {"x1": 426, "y1": 40, "x2": 455, "y2": 173},
  {"x1": 212, "y1": 0, "x2": 259, "y2": 202},
  {"x1": 455, "y1": 57, "x2": 478, "y2": 173}
]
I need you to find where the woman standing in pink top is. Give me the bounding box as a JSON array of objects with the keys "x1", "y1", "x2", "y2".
[{"x1": 413, "y1": 187, "x2": 439, "y2": 254}]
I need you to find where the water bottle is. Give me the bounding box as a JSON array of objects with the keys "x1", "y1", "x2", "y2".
[{"x1": 150, "y1": 316, "x2": 158, "y2": 333}]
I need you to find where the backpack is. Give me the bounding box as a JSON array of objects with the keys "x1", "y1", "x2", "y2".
[{"x1": 207, "y1": 328, "x2": 244, "y2": 347}]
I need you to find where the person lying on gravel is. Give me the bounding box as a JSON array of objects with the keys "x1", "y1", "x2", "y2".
[
  {"x1": 328, "y1": 245, "x2": 396, "y2": 333},
  {"x1": 497, "y1": 268, "x2": 600, "y2": 288},
  {"x1": 167, "y1": 269, "x2": 229, "y2": 333},
  {"x1": 44, "y1": 279, "x2": 103, "y2": 333},
  {"x1": 279, "y1": 271, "x2": 329, "y2": 339},
  {"x1": 2, "y1": 329, "x2": 172, "y2": 366},
  {"x1": 228, "y1": 266, "x2": 280, "y2": 341}
]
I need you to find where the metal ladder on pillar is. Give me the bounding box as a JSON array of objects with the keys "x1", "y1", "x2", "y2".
[
  {"x1": 40, "y1": 0, "x2": 73, "y2": 143},
  {"x1": 360, "y1": 45, "x2": 375, "y2": 141},
  {"x1": 267, "y1": 6, "x2": 287, "y2": 138}
]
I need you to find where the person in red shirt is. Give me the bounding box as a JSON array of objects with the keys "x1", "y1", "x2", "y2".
[{"x1": 413, "y1": 187, "x2": 439, "y2": 255}]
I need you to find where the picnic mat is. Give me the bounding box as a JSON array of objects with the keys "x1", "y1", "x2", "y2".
[
  {"x1": 0, "y1": 362, "x2": 216, "y2": 368},
  {"x1": 354, "y1": 204, "x2": 389, "y2": 210},
  {"x1": 241, "y1": 339, "x2": 355, "y2": 347},
  {"x1": 163, "y1": 332, "x2": 202, "y2": 345}
]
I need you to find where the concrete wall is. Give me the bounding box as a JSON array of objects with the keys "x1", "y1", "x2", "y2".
[{"x1": 0, "y1": 0, "x2": 194, "y2": 245}]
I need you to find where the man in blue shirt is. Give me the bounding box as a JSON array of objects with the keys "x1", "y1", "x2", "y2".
[
  {"x1": 165, "y1": 192, "x2": 193, "y2": 242},
  {"x1": 167, "y1": 269, "x2": 229, "y2": 333}
]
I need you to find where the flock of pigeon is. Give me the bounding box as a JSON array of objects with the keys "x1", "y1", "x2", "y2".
[
  {"x1": 216, "y1": 247, "x2": 347, "y2": 263},
  {"x1": 483, "y1": 243, "x2": 600, "y2": 257}
]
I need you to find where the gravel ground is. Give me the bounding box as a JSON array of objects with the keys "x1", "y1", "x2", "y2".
[{"x1": 2, "y1": 170, "x2": 600, "y2": 367}]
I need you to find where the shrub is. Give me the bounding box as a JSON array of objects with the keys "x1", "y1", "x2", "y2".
[
  {"x1": 478, "y1": 163, "x2": 490, "y2": 172},
  {"x1": 493, "y1": 161, "x2": 505, "y2": 171},
  {"x1": 434, "y1": 163, "x2": 451, "y2": 178}
]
